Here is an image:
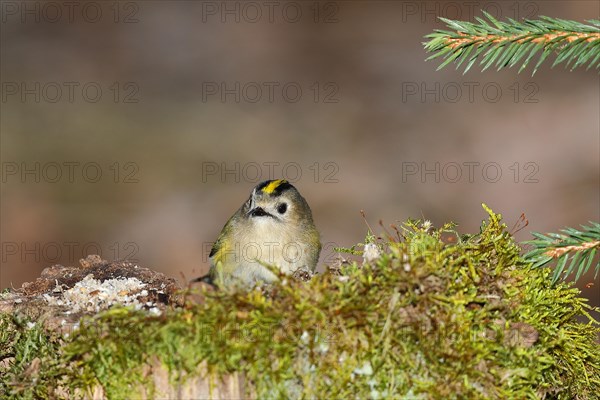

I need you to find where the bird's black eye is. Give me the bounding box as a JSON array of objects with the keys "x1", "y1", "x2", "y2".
[{"x1": 277, "y1": 203, "x2": 288, "y2": 214}]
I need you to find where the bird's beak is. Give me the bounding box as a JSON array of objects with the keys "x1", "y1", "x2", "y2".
[{"x1": 248, "y1": 207, "x2": 271, "y2": 218}]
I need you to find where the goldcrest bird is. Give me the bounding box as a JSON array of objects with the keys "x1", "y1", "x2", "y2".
[{"x1": 208, "y1": 179, "x2": 321, "y2": 287}]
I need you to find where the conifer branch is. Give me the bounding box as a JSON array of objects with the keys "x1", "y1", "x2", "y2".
[
  {"x1": 524, "y1": 222, "x2": 600, "y2": 284},
  {"x1": 424, "y1": 12, "x2": 600, "y2": 75}
]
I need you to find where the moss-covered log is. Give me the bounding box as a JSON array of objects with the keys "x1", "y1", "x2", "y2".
[{"x1": 1, "y1": 207, "x2": 598, "y2": 399}]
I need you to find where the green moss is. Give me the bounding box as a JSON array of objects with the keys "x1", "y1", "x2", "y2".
[
  {"x1": 0, "y1": 314, "x2": 65, "y2": 399},
  {"x1": 2, "y1": 206, "x2": 599, "y2": 399}
]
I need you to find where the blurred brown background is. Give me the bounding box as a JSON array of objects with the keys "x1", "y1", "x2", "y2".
[{"x1": 1, "y1": 1, "x2": 598, "y2": 312}]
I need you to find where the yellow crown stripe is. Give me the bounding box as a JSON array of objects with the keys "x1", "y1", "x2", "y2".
[{"x1": 262, "y1": 179, "x2": 288, "y2": 194}]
